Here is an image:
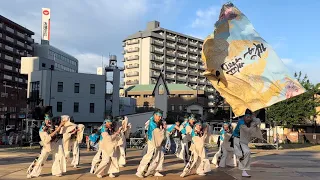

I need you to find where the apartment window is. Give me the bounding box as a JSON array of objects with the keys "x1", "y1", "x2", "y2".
[
  {"x1": 90, "y1": 84, "x2": 95, "y2": 94},
  {"x1": 171, "y1": 105, "x2": 175, "y2": 111},
  {"x1": 57, "y1": 102, "x2": 62, "y2": 112},
  {"x1": 90, "y1": 103, "x2": 95, "y2": 113},
  {"x1": 74, "y1": 83, "x2": 80, "y2": 93},
  {"x1": 74, "y1": 102, "x2": 79, "y2": 113},
  {"x1": 42, "y1": 63, "x2": 46, "y2": 67},
  {"x1": 179, "y1": 105, "x2": 183, "y2": 111},
  {"x1": 57, "y1": 82, "x2": 63, "y2": 92}
]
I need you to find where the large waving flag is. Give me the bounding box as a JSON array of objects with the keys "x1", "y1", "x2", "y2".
[{"x1": 202, "y1": 2, "x2": 305, "y2": 117}]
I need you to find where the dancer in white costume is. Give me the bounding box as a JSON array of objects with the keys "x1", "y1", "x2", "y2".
[
  {"x1": 90, "y1": 118, "x2": 109, "y2": 174},
  {"x1": 180, "y1": 121, "x2": 211, "y2": 177},
  {"x1": 27, "y1": 115, "x2": 66, "y2": 178},
  {"x1": 212, "y1": 122, "x2": 237, "y2": 167},
  {"x1": 167, "y1": 120, "x2": 181, "y2": 155},
  {"x1": 136, "y1": 109, "x2": 166, "y2": 178},
  {"x1": 141, "y1": 119, "x2": 150, "y2": 156},
  {"x1": 94, "y1": 117, "x2": 122, "y2": 178},
  {"x1": 178, "y1": 114, "x2": 196, "y2": 165},
  {"x1": 60, "y1": 116, "x2": 85, "y2": 168},
  {"x1": 116, "y1": 116, "x2": 131, "y2": 167},
  {"x1": 232, "y1": 109, "x2": 262, "y2": 177}
]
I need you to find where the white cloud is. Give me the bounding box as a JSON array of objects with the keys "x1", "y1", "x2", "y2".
[{"x1": 191, "y1": 6, "x2": 220, "y2": 28}]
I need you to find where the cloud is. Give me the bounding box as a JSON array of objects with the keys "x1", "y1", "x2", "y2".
[
  {"x1": 191, "y1": 6, "x2": 220, "y2": 28},
  {"x1": 0, "y1": 0, "x2": 156, "y2": 73}
]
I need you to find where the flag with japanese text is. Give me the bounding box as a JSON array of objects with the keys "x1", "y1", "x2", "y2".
[{"x1": 202, "y1": 2, "x2": 305, "y2": 117}]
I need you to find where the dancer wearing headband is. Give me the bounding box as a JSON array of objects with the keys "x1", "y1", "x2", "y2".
[
  {"x1": 232, "y1": 109, "x2": 262, "y2": 177},
  {"x1": 180, "y1": 121, "x2": 211, "y2": 177},
  {"x1": 27, "y1": 114, "x2": 66, "y2": 178},
  {"x1": 212, "y1": 122, "x2": 236, "y2": 168},
  {"x1": 115, "y1": 116, "x2": 131, "y2": 167},
  {"x1": 136, "y1": 109, "x2": 166, "y2": 178},
  {"x1": 178, "y1": 114, "x2": 196, "y2": 165},
  {"x1": 94, "y1": 117, "x2": 122, "y2": 178}
]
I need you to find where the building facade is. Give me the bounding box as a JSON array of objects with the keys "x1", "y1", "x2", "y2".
[
  {"x1": 26, "y1": 70, "x2": 105, "y2": 123},
  {"x1": 33, "y1": 43, "x2": 78, "y2": 73},
  {"x1": 0, "y1": 15, "x2": 34, "y2": 125}
]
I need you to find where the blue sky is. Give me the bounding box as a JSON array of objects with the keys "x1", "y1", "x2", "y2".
[{"x1": 1, "y1": 0, "x2": 319, "y2": 83}]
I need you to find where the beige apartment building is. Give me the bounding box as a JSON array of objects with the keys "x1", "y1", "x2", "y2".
[{"x1": 122, "y1": 21, "x2": 215, "y2": 94}]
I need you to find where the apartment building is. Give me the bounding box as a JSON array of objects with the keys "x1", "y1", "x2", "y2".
[
  {"x1": 123, "y1": 21, "x2": 213, "y2": 91},
  {"x1": 0, "y1": 15, "x2": 34, "y2": 124}
]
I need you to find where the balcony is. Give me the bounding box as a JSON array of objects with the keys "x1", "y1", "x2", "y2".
[
  {"x1": 151, "y1": 54, "x2": 164, "y2": 62},
  {"x1": 199, "y1": 65, "x2": 205, "y2": 69},
  {"x1": 5, "y1": 45, "x2": 14, "y2": 52},
  {"x1": 166, "y1": 66, "x2": 175, "y2": 72},
  {"x1": 177, "y1": 45, "x2": 187, "y2": 52},
  {"x1": 166, "y1": 42, "x2": 176, "y2": 49},
  {"x1": 166, "y1": 50, "x2": 176, "y2": 57},
  {"x1": 208, "y1": 95, "x2": 214, "y2": 99},
  {"x1": 189, "y1": 48, "x2": 198, "y2": 54},
  {"x1": 199, "y1": 79, "x2": 206, "y2": 84},
  {"x1": 166, "y1": 34, "x2": 176, "y2": 41},
  {"x1": 5, "y1": 26, "x2": 14, "y2": 33},
  {"x1": 152, "y1": 39, "x2": 164, "y2": 46},
  {"x1": 151, "y1": 63, "x2": 163, "y2": 70},
  {"x1": 151, "y1": 46, "x2": 164, "y2": 54},
  {"x1": 122, "y1": 50, "x2": 126, "y2": 55},
  {"x1": 177, "y1": 76, "x2": 187, "y2": 81},
  {"x1": 177, "y1": 38, "x2": 188, "y2": 44},
  {"x1": 189, "y1": 70, "x2": 198, "y2": 76},
  {"x1": 17, "y1": 31, "x2": 25, "y2": 39},
  {"x1": 177, "y1": 53, "x2": 187, "y2": 59},
  {"x1": 208, "y1": 102, "x2": 215, "y2": 107},
  {"x1": 126, "y1": 71, "x2": 139, "y2": 77},
  {"x1": 189, "y1": 55, "x2": 198, "y2": 61},
  {"x1": 126, "y1": 80, "x2": 139, "y2": 85},
  {"x1": 17, "y1": 41, "x2": 25, "y2": 47},
  {"x1": 151, "y1": 71, "x2": 160, "y2": 77},
  {"x1": 199, "y1": 71, "x2": 205, "y2": 76},
  {"x1": 199, "y1": 86, "x2": 206, "y2": 90},
  {"x1": 122, "y1": 42, "x2": 126, "y2": 47},
  {"x1": 27, "y1": 45, "x2": 33, "y2": 51},
  {"x1": 166, "y1": 58, "x2": 175, "y2": 64},
  {"x1": 189, "y1": 63, "x2": 198, "y2": 68},
  {"x1": 5, "y1": 36, "x2": 14, "y2": 43},
  {"x1": 177, "y1": 68, "x2": 187, "y2": 74},
  {"x1": 199, "y1": 44, "x2": 203, "y2": 48},
  {"x1": 151, "y1": 78, "x2": 157, "y2": 84},
  {"x1": 177, "y1": 60, "x2": 187, "y2": 66},
  {"x1": 126, "y1": 55, "x2": 139, "y2": 61},
  {"x1": 27, "y1": 54, "x2": 32, "y2": 57},
  {"x1": 126, "y1": 47, "x2": 139, "y2": 53},
  {"x1": 126, "y1": 64, "x2": 139, "y2": 69},
  {"x1": 4, "y1": 55, "x2": 14, "y2": 61},
  {"x1": 166, "y1": 74, "x2": 175, "y2": 80},
  {"x1": 189, "y1": 41, "x2": 198, "y2": 47},
  {"x1": 27, "y1": 36, "x2": 33, "y2": 43},
  {"x1": 127, "y1": 39, "x2": 140, "y2": 45},
  {"x1": 207, "y1": 88, "x2": 215, "y2": 92},
  {"x1": 189, "y1": 78, "x2": 197, "y2": 83}
]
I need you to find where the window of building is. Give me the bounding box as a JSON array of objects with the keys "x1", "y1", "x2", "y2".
[
  {"x1": 57, "y1": 82, "x2": 63, "y2": 92},
  {"x1": 90, "y1": 103, "x2": 95, "y2": 113},
  {"x1": 42, "y1": 63, "x2": 46, "y2": 67},
  {"x1": 74, "y1": 102, "x2": 79, "y2": 113},
  {"x1": 74, "y1": 83, "x2": 80, "y2": 93},
  {"x1": 4, "y1": 65, "x2": 13, "y2": 70},
  {"x1": 158, "y1": 84, "x2": 164, "y2": 95},
  {"x1": 171, "y1": 105, "x2": 175, "y2": 111},
  {"x1": 90, "y1": 84, "x2": 95, "y2": 94},
  {"x1": 179, "y1": 105, "x2": 183, "y2": 111},
  {"x1": 57, "y1": 102, "x2": 62, "y2": 112}
]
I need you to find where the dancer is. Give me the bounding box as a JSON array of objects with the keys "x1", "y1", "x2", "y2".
[
  {"x1": 90, "y1": 118, "x2": 109, "y2": 174},
  {"x1": 136, "y1": 109, "x2": 166, "y2": 178},
  {"x1": 167, "y1": 120, "x2": 182, "y2": 155},
  {"x1": 89, "y1": 129, "x2": 100, "y2": 151},
  {"x1": 141, "y1": 118, "x2": 150, "y2": 156},
  {"x1": 232, "y1": 109, "x2": 262, "y2": 177},
  {"x1": 178, "y1": 114, "x2": 196, "y2": 165},
  {"x1": 69, "y1": 124, "x2": 85, "y2": 168},
  {"x1": 212, "y1": 122, "x2": 236, "y2": 167},
  {"x1": 180, "y1": 122, "x2": 211, "y2": 177},
  {"x1": 94, "y1": 117, "x2": 122, "y2": 178},
  {"x1": 27, "y1": 115, "x2": 66, "y2": 178},
  {"x1": 116, "y1": 116, "x2": 131, "y2": 167}
]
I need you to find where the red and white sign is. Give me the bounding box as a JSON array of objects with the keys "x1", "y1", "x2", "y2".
[{"x1": 41, "y1": 8, "x2": 51, "y2": 41}]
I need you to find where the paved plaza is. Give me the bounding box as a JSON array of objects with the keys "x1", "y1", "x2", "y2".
[{"x1": 0, "y1": 148, "x2": 319, "y2": 180}]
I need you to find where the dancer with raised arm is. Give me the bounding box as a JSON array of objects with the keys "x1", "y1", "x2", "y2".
[
  {"x1": 116, "y1": 116, "x2": 131, "y2": 167},
  {"x1": 180, "y1": 121, "x2": 211, "y2": 177},
  {"x1": 27, "y1": 115, "x2": 66, "y2": 178},
  {"x1": 232, "y1": 109, "x2": 262, "y2": 177},
  {"x1": 136, "y1": 109, "x2": 166, "y2": 178},
  {"x1": 178, "y1": 114, "x2": 196, "y2": 165}
]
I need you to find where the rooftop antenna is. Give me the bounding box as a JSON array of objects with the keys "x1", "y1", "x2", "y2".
[{"x1": 101, "y1": 55, "x2": 103, "y2": 67}]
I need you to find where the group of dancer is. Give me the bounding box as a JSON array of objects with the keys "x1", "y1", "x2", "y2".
[{"x1": 26, "y1": 108, "x2": 262, "y2": 178}]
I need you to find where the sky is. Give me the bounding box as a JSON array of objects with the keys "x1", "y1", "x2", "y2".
[{"x1": 1, "y1": 0, "x2": 319, "y2": 83}]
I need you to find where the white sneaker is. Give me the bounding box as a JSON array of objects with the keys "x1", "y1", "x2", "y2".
[
  {"x1": 242, "y1": 170, "x2": 251, "y2": 177},
  {"x1": 180, "y1": 172, "x2": 186, "y2": 178},
  {"x1": 109, "y1": 173, "x2": 115, "y2": 178},
  {"x1": 135, "y1": 172, "x2": 144, "y2": 178},
  {"x1": 154, "y1": 172, "x2": 164, "y2": 177},
  {"x1": 97, "y1": 174, "x2": 103, "y2": 178}
]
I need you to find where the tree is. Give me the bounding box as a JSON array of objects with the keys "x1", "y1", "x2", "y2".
[{"x1": 267, "y1": 72, "x2": 320, "y2": 128}]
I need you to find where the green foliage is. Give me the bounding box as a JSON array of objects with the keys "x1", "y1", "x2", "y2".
[{"x1": 267, "y1": 72, "x2": 320, "y2": 128}]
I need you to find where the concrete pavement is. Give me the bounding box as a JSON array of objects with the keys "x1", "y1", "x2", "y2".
[{"x1": 0, "y1": 148, "x2": 319, "y2": 180}]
